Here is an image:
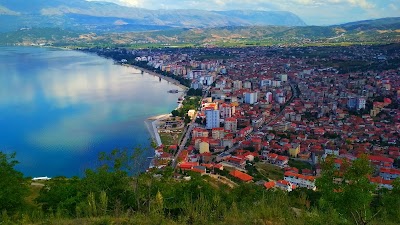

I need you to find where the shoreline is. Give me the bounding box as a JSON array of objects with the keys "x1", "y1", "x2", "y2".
[
  {"x1": 127, "y1": 64, "x2": 189, "y2": 169},
  {"x1": 128, "y1": 64, "x2": 189, "y2": 91},
  {"x1": 115, "y1": 62, "x2": 190, "y2": 170}
]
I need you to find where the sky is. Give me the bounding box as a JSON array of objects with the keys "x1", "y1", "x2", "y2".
[{"x1": 88, "y1": 0, "x2": 400, "y2": 25}]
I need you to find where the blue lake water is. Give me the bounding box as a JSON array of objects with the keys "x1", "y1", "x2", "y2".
[{"x1": 0, "y1": 47, "x2": 182, "y2": 177}]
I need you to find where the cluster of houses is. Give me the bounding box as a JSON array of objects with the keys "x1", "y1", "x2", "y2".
[{"x1": 135, "y1": 45, "x2": 400, "y2": 191}]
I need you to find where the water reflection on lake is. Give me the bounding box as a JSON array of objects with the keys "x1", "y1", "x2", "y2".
[{"x1": 0, "y1": 47, "x2": 182, "y2": 177}]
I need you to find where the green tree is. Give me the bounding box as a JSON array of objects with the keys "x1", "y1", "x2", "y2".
[
  {"x1": 0, "y1": 152, "x2": 29, "y2": 214},
  {"x1": 381, "y1": 178, "x2": 400, "y2": 223},
  {"x1": 36, "y1": 177, "x2": 81, "y2": 216},
  {"x1": 316, "y1": 155, "x2": 377, "y2": 225},
  {"x1": 171, "y1": 109, "x2": 179, "y2": 117}
]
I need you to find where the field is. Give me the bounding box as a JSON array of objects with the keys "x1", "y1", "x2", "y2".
[{"x1": 255, "y1": 162, "x2": 285, "y2": 181}]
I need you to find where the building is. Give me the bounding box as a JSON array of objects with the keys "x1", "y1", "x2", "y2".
[
  {"x1": 379, "y1": 168, "x2": 400, "y2": 180},
  {"x1": 284, "y1": 171, "x2": 316, "y2": 190},
  {"x1": 243, "y1": 81, "x2": 252, "y2": 89},
  {"x1": 289, "y1": 143, "x2": 301, "y2": 158},
  {"x1": 357, "y1": 97, "x2": 366, "y2": 110},
  {"x1": 204, "y1": 75, "x2": 214, "y2": 86},
  {"x1": 199, "y1": 142, "x2": 210, "y2": 154},
  {"x1": 224, "y1": 117, "x2": 238, "y2": 132},
  {"x1": 230, "y1": 170, "x2": 253, "y2": 182},
  {"x1": 219, "y1": 103, "x2": 235, "y2": 119},
  {"x1": 276, "y1": 180, "x2": 294, "y2": 192},
  {"x1": 233, "y1": 80, "x2": 242, "y2": 90},
  {"x1": 265, "y1": 92, "x2": 273, "y2": 103},
  {"x1": 192, "y1": 128, "x2": 209, "y2": 138},
  {"x1": 279, "y1": 74, "x2": 288, "y2": 82},
  {"x1": 212, "y1": 127, "x2": 225, "y2": 139},
  {"x1": 244, "y1": 92, "x2": 258, "y2": 104},
  {"x1": 348, "y1": 97, "x2": 366, "y2": 110},
  {"x1": 205, "y1": 109, "x2": 220, "y2": 129},
  {"x1": 260, "y1": 79, "x2": 272, "y2": 87}
]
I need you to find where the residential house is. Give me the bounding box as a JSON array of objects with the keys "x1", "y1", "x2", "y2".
[
  {"x1": 230, "y1": 170, "x2": 253, "y2": 182},
  {"x1": 284, "y1": 171, "x2": 316, "y2": 190}
]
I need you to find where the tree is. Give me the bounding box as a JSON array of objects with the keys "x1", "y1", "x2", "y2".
[
  {"x1": 0, "y1": 152, "x2": 29, "y2": 213},
  {"x1": 36, "y1": 177, "x2": 81, "y2": 216},
  {"x1": 316, "y1": 155, "x2": 377, "y2": 225},
  {"x1": 171, "y1": 110, "x2": 179, "y2": 117},
  {"x1": 184, "y1": 115, "x2": 191, "y2": 124},
  {"x1": 381, "y1": 178, "x2": 400, "y2": 223}
]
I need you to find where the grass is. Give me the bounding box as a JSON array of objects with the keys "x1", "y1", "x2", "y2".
[
  {"x1": 255, "y1": 162, "x2": 285, "y2": 181},
  {"x1": 26, "y1": 184, "x2": 43, "y2": 207},
  {"x1": 159, "y1": 130, "x2": 183, "y2": 147},
  {"x1": 288, "y1": 159, "x2": 312, "y2": 171}
]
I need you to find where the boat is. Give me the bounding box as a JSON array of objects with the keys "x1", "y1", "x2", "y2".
[{"x1": 168, "y1": 89, "x2": 179, "y2": 93}]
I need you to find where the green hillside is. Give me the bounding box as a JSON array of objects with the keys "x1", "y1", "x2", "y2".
[{"x1": 1, "y1": 151, "x2": 400, "y2": 225}]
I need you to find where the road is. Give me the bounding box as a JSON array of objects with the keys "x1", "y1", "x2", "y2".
[{"x1": 172, "y1": 87, "x2": 210, "y2": 169}]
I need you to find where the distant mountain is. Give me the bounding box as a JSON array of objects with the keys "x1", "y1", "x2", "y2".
[
  {"x1": 1, "y1": 13, "x2": 398, "y2": 47},
  {"x1": 214, "y1": 10, "x2": 306, "y2": 27},
  {"x1": 0, "y1": 0, "x2": 306, "y2": 33}
]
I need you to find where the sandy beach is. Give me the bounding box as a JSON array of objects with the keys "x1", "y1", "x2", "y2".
[{"x1": 144, "y1": 114, "x2": 171, "y2": 147}]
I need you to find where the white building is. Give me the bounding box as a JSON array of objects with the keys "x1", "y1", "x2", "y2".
[
  {"x1": 279, "y1": 74, "x2": 288, "y2": 82},
  {"x1": 260, "y1": 79, "x2": 272, "y2": 87},
  {"x1": 243, "y1": 81, "x2": 252, "y2": 89},
  {"x1": 265, "y1": 92, "x2": 273, "y2": 103},
  {"x1": 271, "y1": 80, "x2": 282, "y2": 87},
  {"x1": 357, "y1": 97, "x2": 366, "y2": 110},
  {"x1": 204, "y1": 75, "x2": 214, "y2": 86},
  {"x1": 219, "y1": 103, "x2": 235, "y2": 119},
  {"x1": 284, "y1": 171, "x2": 316, "y2": 190},
  {"x1": 205, "y1": 109, "x2": 220, "y2": 129},
  {"x1": 244, "y1": 92, "x2": 258, "y2": 104},
  {"x1": 348, "y1": 97, "x2": 366, "y2": 110},
  {"x1": 233, "y1": 80, "x2": 242, "y2": 90}
]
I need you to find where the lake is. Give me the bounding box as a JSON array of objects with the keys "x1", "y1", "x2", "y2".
[{"x1": 0, "y1": 47, "x2": 183, "y2": 177}]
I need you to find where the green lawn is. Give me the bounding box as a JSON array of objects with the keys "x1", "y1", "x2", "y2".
[
  {"x1": 159, "y1": 131, "x2": 183, "y2": 147},
  {"x1": 288, "y1": 159, "x2": 312, "y2": 171},
  {"x1": 255, "y1": 162, "x2": 285, "y2": 181}
]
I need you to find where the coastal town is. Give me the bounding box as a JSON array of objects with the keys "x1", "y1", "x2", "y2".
[{"x1": 87, "y1": 44, "x2": 400, "y2": 192}]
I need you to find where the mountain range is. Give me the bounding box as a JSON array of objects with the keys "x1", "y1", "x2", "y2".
[{"x1": 0, "y1": 0, "x2": 306, "y2": 33}]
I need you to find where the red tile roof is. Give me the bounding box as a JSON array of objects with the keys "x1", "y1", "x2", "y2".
[
  {"x1": 264, "y1": 181, "x2": 276, "y2": 189},
  {"x1": 229, "y1": 170, "x2": 253, "y2": 182}
]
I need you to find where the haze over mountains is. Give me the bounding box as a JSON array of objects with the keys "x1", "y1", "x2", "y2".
[{"x1": 0, "y1": 0, "x2": 306, "y2": 32}]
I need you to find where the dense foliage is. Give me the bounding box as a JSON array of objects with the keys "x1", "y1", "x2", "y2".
[
  {"x1": 0, "y1": 152, "x2": 29, "y2": 214},
  {"x1": 1, "y1": 151, "x2": 400, "y2": 225}
]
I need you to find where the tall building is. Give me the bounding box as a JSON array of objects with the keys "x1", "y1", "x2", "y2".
[
  {"x1": 219, "y1": 103, "x2": 236, "y2": 119},
  {"x1": 244, "y1": 92, "x2": 258, "y2": 104},
  {"x1": 205, "y1": 109, "x2": 220, "y2": 129},
  {"x1": 348, "y1": 97, "x2": 366, "y2": 110},
  {"x1": 275, "y1": 90, "x2": 285, "y2": 104},
  {"x1": 265, "y1": 92, "x2": 273, "y2": 103},
  {"x1": 233, "y1": 80, "x2": 242, "y2": 90},
  {"x1": 224, "y1": 117, "x2": 238, "y2": 132},
  {"x1": 357, "y1": 97, "x2": 366, "y2": 110},
  {"x1": 243, "y1": 81, "x2": 252, "y2": 89},
  {"x1": 279, "y1": 74, "x2": 288, "y2": 82}
]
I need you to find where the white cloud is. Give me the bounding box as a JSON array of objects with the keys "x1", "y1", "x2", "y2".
[{"x1": 389, "y1": 3, "x2": 398, "y2": 10}]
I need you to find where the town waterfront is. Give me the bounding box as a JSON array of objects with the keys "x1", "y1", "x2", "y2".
[{"x1": 0, "y1": 47, "x2": 183, "y2": 177}]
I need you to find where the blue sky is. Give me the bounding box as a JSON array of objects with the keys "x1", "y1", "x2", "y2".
[{"x1": 89, "y1": 0, "x2": 400, "y2": 25}]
